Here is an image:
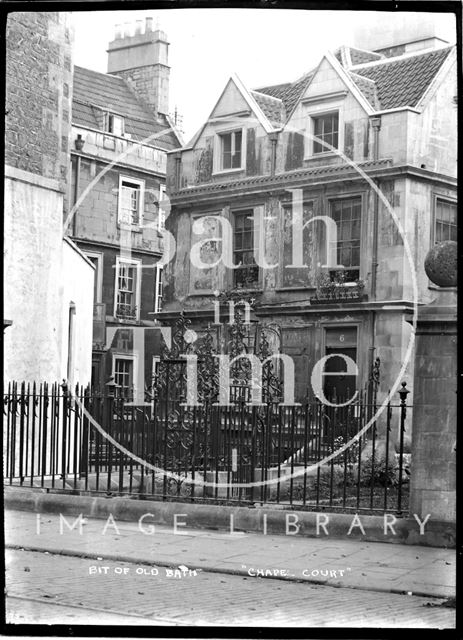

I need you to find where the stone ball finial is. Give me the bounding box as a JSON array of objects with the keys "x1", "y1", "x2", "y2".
[{"x1": 424, "y1": 240, "x2": 457, "y2": 287}]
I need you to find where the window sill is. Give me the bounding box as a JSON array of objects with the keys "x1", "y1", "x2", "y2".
[
  {"x1": 212, "y1": 167, "x2": 245, "y2": 176},
  {"x1": 110, "y1": 315, "x2": 141, "y2": 325},
  {"x1": 229, "y1": 288, "x2": 262, "y2": 294},
  {"x1": 187, "y1": 291, "x2": 217, "y2": 297},
  {"x1": 275, "y1": 286, "x2": 316, "y2": 292},
  {"x1": 304, "y1": 151, "x2": 339, "y2": 161},
  {"x1": 117, "y1": 223, "x2": 143, "y2": 233}
]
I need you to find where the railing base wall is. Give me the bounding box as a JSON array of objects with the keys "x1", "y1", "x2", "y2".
[{"x1": 4, "y1": 487, "x2": 455, "y2": 549}]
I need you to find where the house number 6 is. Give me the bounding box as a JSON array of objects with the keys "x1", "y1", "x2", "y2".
[{"x1": 339, "y1": 335, "x2": 345, "y2": 342}]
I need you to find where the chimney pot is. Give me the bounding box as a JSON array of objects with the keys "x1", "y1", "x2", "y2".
[
  {"x1": 135, "y1": 20, "x2": 143, "y2": 35},
  {"x1": 114, "y1": 24, "x2": 122, "y2": 39},
  {"x1": 145, "y1": 17, "x2": 153, "y2": 32},
  {"x1": 123, "y1": 23, "x2": 131, "y2": 38}
]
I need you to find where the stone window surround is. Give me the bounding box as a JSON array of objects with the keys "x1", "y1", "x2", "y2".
[
  {"x1": 104, "y1": 112, "x2": 125, "y2": 137},
  {"x1": 328, "y1": 195, "x2": 362, "y2": 282},
  {"x1": 212, "y1": 125, "x2": 247, "y2": 175},
  {"x1": 432, "y1": 194, "x2": 457, "y2": 246},
  {"x1": 158, "y1": 183, "x2": 167, "y2": 231},
  {"x1": 232, "y1": 207, "x2": 260, "y2": 289},
  {"x1": 84, "y1": 250, "x2": 103, "y2": 303},
  {"x1": 117, "y1": 174, "x2": 145, "y2": 228},
  {"x1": 303, "y1": 96, "x2": 346, "y2": 160},
  {"x1": 277, "y1": 191, "x2": 365, "y2": 290},
  {"x1": 111, "y1": 352, "x2": 138, "y2": 398},
  {"x1": 154, "y1": 263, "x2": 163, "y2": 313}
]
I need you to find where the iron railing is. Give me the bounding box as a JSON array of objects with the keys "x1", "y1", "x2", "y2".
[{"x1": 3, "y1": 381, "x2": 410, "y2": 515}]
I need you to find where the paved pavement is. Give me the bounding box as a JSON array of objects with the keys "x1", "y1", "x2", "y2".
[
  {"x1": 6, "y1": 594, "x2": 157, "y2": 625},
  {"x1": 4, "y1": 509, "x2": 456, "y2": 599},
  {"x1": 4, "y1": 548, "x2": 456, "y2": 627}
]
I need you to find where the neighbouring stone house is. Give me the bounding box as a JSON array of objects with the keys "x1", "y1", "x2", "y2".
[
  {"x1": 4, "y1": 12, "x2": 94, "y2": 386},
  {"x1": 160, "y1": 18, "x2": 457, "y2": 409},
  {"x1": 67, "y1": 18, "x2": 182, "y2": 397}
]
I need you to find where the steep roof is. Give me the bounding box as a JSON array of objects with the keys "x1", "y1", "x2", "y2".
[
  {"x1": 352, "y1": 46, "x2": 453, "y2": 110},
  {"x1": 72, "y1": 65, "x2": 180, "y2": 151},
  {"x1": 250, "y1": 90, "x2": 285, "y2": 124},
  {"x1": 335, "y1": 46, "x2": 384, "y2": 67},
  {"x1": 348, "y1": 72, "x2": 380, "y2": 110},
  {"x1": 254, "y1": 45, "x2": 453, "y2": 123},
  {"x1": 255, "y1": 72, "x2": 314, "y2": 120}
]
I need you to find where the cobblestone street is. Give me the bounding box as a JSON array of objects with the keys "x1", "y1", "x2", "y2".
[{"x1": 5, "y1": 548, "x2": 455, "y2": 628}]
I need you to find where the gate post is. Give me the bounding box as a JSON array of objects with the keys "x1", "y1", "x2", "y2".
[{"x1": 406, "y1": 241, "x2": 456, "y2": 524}]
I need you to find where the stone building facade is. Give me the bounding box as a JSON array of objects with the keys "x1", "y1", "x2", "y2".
[
  {"x1": 4, "y1": 12, "x2": 93, "y2": 385},
  {"x1": 67, "y1": 19, "x2": 182, "y2": 397},
  {"x1": 161, "y1": 22, "x2": 457, "y2": 410}
]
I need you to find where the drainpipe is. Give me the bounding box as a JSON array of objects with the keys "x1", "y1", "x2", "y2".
[
  {"x1": 72, "y1": 134, "x2": 84, "y2": 237},
  {"x1": 173, "y1": 151, "x2": 182, "y2": 191},
  {"x1": 369, "y1": 116, "x2": 381, "y2": 404},
  {"x1": 269, "y1": 131, "x2": 279, "y2": 177},
  {"x1": 72, "y1": 154, "x2": 81, "y2": 237},
  {"x1": 370, "y1": 116, "x2": 381, "y2": 299}
]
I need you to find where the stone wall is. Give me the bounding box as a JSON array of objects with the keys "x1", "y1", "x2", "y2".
[
  {"x1": 5, "y1": 12, "x2": 73, "y2": 198},
  {"x1": 70, "y1": 157, "x2": 163, "y2": 253}
]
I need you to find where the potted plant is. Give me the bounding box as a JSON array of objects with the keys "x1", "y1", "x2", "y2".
[{"x1": 310, "y1": 271, "x2": 367, "y2": 304}]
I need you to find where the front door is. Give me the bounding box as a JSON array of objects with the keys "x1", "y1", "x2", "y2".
[{"x1": 323, "y1": 327, "x2": 358, "y2": 403}]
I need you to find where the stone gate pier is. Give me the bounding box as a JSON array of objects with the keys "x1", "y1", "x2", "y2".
[{"x1": 407, "y1": 240, "x2": 457, "y2": 527}]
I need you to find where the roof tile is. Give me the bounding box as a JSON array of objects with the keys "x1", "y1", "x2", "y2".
[
  {"x1": 250, "y1": 90, "x2": 285, "y2": 124},
  {"x1": 255, "y1": 72, "x2": 314, "y2": 120},
  {"x1": 353, "y1": 47, "x2": 453, "y2": 109}
]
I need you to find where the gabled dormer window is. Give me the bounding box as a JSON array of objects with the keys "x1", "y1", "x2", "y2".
[
  {"x1": 221, "y1": 130, "x2": 242, "y2": 169},
  {"x1": 214, "y1": 128, "x2": 246, "y2": 173},
  {"x1": 302, "y1": 92, "x2": 346, "y2": 159},
  {"x1": 105, "y1": 113, "x2": 125, "y2": 136}
]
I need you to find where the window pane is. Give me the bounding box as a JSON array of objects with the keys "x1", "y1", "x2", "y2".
[
  {"x1": 222, "y1": 134, "x2": 231, "y2": 154},
  {"x1": 232, "y1": 149, "x2": 241, "y2": 168},
  {"x1": 314, "y1": 118, "x2": 323, "y2": 137},
  {"x1": 340, "y1": 247, "x2": 351, "y2": 265}
]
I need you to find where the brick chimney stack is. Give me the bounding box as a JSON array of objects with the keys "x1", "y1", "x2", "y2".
[{"x1": 107, "y1": 17, "x2": 170, "y2": 115}]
